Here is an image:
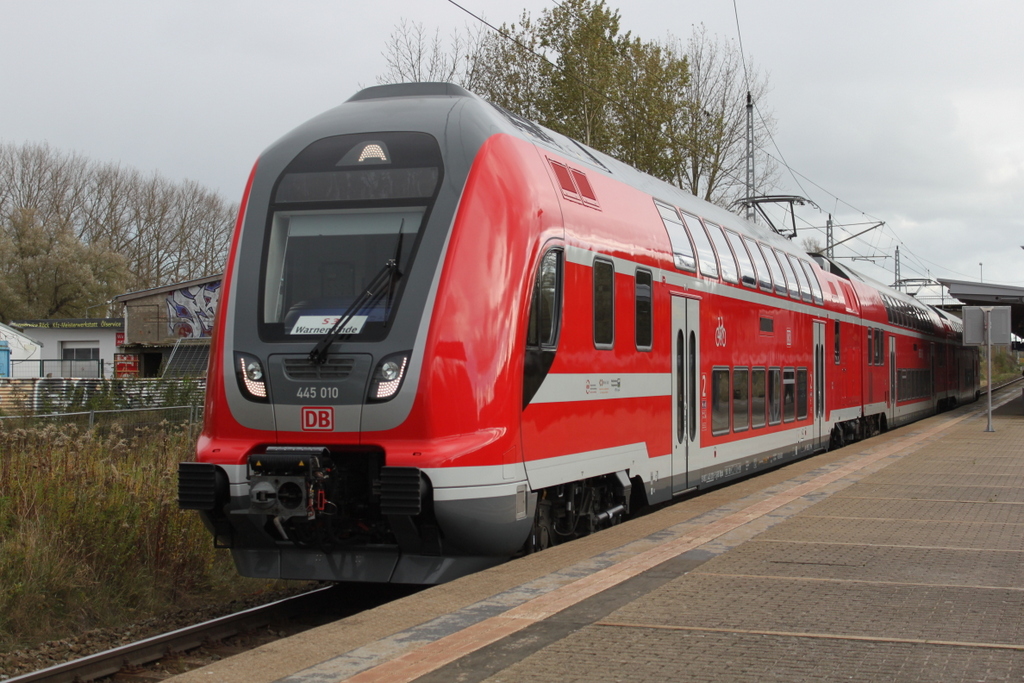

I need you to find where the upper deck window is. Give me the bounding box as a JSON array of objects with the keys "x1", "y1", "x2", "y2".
[
  {"x1": 655, "y1": 201, "x2": 696, "y2": 272},
  {"x1": 743, "y1": 236, "x2": 774, "y2": 292},
  {"x1": 680, "y1": 211, "x2": 719, "y2": 279},
  {"x1": 772, "y1": 248, "x2": 800, "y2": 298},
  {"x1": 725, "y1": 230, "x2": 757, "y2": 288},
  {"x1": 705, "y1": 221, "x2": 738, "y2": 284}
]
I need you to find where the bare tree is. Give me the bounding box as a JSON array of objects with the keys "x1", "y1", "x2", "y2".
[
  {"x1": 0, "y1": 141, "x2": 236, "y2": 319},
  {"x1": 377, "y1": 19, "x2": 481, "y2": 84},
  {"x1": 672, "y1": 25, "x2": 778, "y2": 207}
]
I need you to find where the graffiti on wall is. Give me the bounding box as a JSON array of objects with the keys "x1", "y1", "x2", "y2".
[{"x1": 167, "y1": 282, "x2": 221, "y2": 338}]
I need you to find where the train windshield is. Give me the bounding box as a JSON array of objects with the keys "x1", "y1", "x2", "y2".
[
  {"x1": 262, "y1": 208, "x2": 423, "y2": 339},
  {"x1": 259, "y1": 132, "x2": 443, "y2": 342}
]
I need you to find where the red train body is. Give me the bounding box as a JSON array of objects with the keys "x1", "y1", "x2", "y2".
[{"x1": 179, "y1": 83, "x2": 978, "y2": 584}]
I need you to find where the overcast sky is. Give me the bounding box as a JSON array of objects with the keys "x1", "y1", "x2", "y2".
[{"x1": 2, "y1": 1, "x2": 1022, "y2": 295}]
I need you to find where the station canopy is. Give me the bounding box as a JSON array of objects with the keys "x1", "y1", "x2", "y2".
[{"x1": 938, "y1": 278, "x2": 1024, "y2": 339}]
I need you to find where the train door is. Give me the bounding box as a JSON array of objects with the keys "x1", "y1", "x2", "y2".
[
  {"x1": 671, "y1": 295, "x2": 700, "y2": 493},
  {"x1": 889, "y1": 334, "x2": 897, "y2": 424},
  {"x1": 813, "y1": 321, "x2": 825, "y2": 448}
]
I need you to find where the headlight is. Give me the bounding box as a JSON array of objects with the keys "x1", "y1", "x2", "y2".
[
  {"x1": 235, "y1": 352, "x2": 269, "y2": 402},
  {"x1": 368, "y1": 352, "x2": 410, "y2": 402}
]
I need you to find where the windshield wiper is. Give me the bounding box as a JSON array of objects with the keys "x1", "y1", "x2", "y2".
[
  {"x1": 308, "y1": 258, "x2": 400, "y2": 365},
  {"x1": 383, "y1": 223, "x2": 405, "y2": 322}
]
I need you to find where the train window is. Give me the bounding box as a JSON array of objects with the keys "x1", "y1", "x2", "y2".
[
  {"x1": 751, "y1": 368, "x2": 767, "y2": 428},
  {"x1": 527, "y1": 249, "x2": 563, "y2": 348},
  {"x1": 867, "y1": 328, "x2": 874, "y2": 365},
  {"x1": 711, "y1": 368, "x2": 731, "y2": 435},
  {"x1": 787, "y1": 255, "x2": 813, "y2": 302},
  {"x1": 797, "y1": 368, "x2": 808, "y2": 420},
  {"x1": 680, "y1": 211, "x2": 719, "y2": 279},
  {"x1": 783, "y1": 368, "x2": 796, "y2": 422},
  {"x1": 875, "y1": 329, "x2": 884, "y2": 365},
  {"x1": 834, "y1": 320, "x2": 841, "y2": 364},
  {"x1": 262, "y1": 207, "x2": 424, "y2": 340},
  {"x1": 768, "y1": 368, "x2": 782, "y2": 425},
  {"x1": 800, "y1": 261, "x2": 824, "y2": 305},
  {"x1": 743, "y1": 236, "x2": 774, "y2": 292},
  {"x1": 654, "y1": 202, "x2": 697, "y2": 272},
  {"x1": 593, "y1": 258, "x2": 615, "y2": 348},
  {"x1": 773, "y1": 249, "x2": 800, "y2": 298},
  {"x1": 635, "y1": 269, "x2": 653, "y2": 351},
  {"x1": 733, "y1": 367, "x2": 750, "y2": 432},
  {"x1": 726, "y1": 230, "x2": 757, "y2": 288},
  {"x1": 705, "y1": 222, "x2": 739, "y2": 284},
  {"x1": 760, "y1": 316, "x2": 774, "y2": 334},
  {"x1": 759, "y1": 243, "x2": 788, "y2": 296}
]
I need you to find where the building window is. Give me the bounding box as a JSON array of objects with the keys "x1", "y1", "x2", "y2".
[
  {"x1": 61, "y1": 342, "x2": 99, "y2": 360},
  {"x1": 593, "y1": 258, "x2": 614, "y2": 348}
]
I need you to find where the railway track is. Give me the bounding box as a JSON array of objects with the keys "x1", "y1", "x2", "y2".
[{"x1": 4, "y1": 583, "x2": 418, "y2": 683}]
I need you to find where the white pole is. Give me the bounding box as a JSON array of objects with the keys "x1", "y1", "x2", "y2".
[{"x1": 986, "y1": 307, "x2": 994, "y2": 432}]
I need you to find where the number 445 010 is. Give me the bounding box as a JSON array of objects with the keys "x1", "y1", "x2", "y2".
[{"x1": 296, "y1": 386, "x2": 339, "y2": 399}]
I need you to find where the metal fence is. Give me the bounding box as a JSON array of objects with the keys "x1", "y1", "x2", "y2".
[
  {"x1": 0, "y1": 404, "x2": 205, "y2": 434},
  {"x1": 10, "y1": 359, "x2": 106, "y2": 379}
]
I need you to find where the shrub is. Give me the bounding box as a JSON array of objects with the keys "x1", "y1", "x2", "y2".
[{"x1": 0, "y1": 421, "x2": 285, "y2": 651}]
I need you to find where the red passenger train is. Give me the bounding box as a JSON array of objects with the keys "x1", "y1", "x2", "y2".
[{"x1": 178, "y1": 83, "x2": 979, "y2": 584}]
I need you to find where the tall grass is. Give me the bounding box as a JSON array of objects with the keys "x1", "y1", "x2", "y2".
[
  {"x1": 980, "y1": 347, "x2": 1021, "y2": 386},
  {"x1": 0, "y1": 421, "x2": 284, "y2": 652}
]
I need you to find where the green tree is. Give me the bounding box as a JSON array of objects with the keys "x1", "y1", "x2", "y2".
[{"x1": 0, "y1": 207, "x2": 128, "y2": 320}]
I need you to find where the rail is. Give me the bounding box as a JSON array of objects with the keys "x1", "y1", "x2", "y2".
[{"x1": 3, "y1": 586, "x2": 337, "y2": 683}]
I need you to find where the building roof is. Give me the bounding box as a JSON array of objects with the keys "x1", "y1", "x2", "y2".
[
  {"x1": 938, "y1": 278, "x2": 1024, "y2": 339},
  {"x1": 112, "y1": 274, "x2": 223, "y2": 304}
]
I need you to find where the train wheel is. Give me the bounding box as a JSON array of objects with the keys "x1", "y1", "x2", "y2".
[
  {"x1": 830, "y1": 425, "x2": 846, "y2": 450},
  {"x1": 525, "y1": 497, "x2": 554, "y2": 554}
]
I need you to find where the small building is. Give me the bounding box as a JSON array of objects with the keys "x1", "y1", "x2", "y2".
[
  {"x1": 112, "y1": 274, "x2": 222, "y2": 377},
  {"x1": 8, "y1": 318, "x2": 123, "y2": 378},
  {"x1": 0, "y1": 322, "x2": 43, "y2": 377}
]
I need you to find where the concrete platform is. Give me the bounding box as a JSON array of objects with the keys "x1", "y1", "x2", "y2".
[{"x1": 169, "y1": 384, "x2": 1024, "y2": 683}]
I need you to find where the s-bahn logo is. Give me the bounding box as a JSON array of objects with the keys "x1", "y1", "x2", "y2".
[
  {"x1": 715, "y1": 317, "x2": 727, "y2": 347},
  {"x1": 301, "y1": 406, "x2": 334, "y2": 431}
]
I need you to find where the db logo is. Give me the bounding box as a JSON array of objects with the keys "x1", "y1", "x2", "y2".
[{"x1": 301, "y1": 406, "x2": 334, "y2": 431}]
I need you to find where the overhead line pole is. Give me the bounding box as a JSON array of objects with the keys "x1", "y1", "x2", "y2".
[{"x1": 745, "y1": 92, "x2": 755, "y2": 222}]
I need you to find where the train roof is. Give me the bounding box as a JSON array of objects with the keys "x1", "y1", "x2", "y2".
[{"x1": 341, "y1": 83, "x2": 808, "y2": 262}]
